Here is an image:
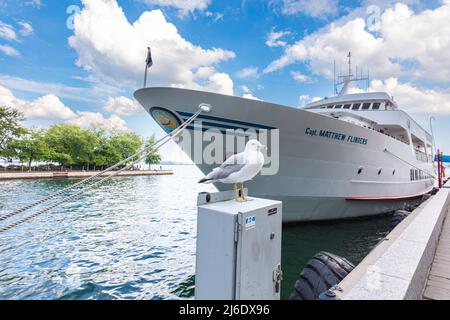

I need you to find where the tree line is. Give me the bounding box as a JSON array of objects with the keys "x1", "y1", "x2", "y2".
[{"x1": 0, "y1": 106, "x2": 161, "y2": 171}]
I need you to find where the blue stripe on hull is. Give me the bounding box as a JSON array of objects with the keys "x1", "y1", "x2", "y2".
[
  {"x1": 185, "y1": 126, "x2": 255, "y2": 136},
  {"x1": 176, "y1": 111, "x2": 276, "y2": 130},
  {"x1": 182, "y1": 118, "x2": 269, "y2": 132}
]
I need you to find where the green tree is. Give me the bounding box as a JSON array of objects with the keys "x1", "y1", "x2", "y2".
[
  {"x1": 44, "y1": 124, "x2": 99, "y2": 168},
  {"x1": 144, "y1": 135, "x2": 162, "y2": 169},
  {"x1": 109, "y1": 132, "x2": 143, "y2": 166},
  {"x1": 0, "y1": 106, "x2": 26, "y2": 159},
  {"x1": 11, "y1": 128, "x2": 50, "y2": 171},
  {"x1": 91, "y1": 129, "x2": 120, "y2": 169}
]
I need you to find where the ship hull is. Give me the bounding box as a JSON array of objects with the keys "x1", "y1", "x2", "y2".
[{"x1": 135, "y1": 87, "x2": 435, "y2": 222}]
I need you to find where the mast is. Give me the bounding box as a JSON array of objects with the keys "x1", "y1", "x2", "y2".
[{"x1": 335, "y1": 51, "x2": 369, "y2": 96}]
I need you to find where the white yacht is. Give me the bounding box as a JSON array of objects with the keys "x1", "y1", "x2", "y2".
[{"x1": 134, "y1": 61, "x2": 436, "y2": 222}]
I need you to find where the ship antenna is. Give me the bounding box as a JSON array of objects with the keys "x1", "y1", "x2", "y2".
[
  {"x1": 348, "y1": 51, "x2": 352, "y2": 78},
  {"x1": 333, "y1": 60, "x2": 336, "y2": 96},
  {"x1": 336, "y1": 51, "x2": 369, "y2": 96}
]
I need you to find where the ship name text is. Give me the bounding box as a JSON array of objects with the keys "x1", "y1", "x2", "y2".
[{"x1": 305, "y1": 128, "x2": 368, "y2": 145}]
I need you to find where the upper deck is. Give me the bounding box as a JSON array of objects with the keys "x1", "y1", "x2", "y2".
[
  {"x1": 305, "y1": 92, "x2": 397, "y2": 111},
  {"x1": 304, "y1": 92, "x2": 434, "y2": 163}
]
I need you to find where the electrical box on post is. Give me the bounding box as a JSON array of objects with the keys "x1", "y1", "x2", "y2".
[{"x1": 195, "y1": 190, "x2": 282, "y2": 300}]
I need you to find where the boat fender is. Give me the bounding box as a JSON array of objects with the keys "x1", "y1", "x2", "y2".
[{"x1": 289, "y1": 251, "x2": 354, "y2": 300}]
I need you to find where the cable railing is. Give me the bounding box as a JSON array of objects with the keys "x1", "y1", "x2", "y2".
[{"x1": 0, "y1": 105, "x2": 209, "y2": 233}]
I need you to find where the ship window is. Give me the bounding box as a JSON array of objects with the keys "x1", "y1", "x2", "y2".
[
  {"x1": 372, "y1": 103, "x2": 381, "y2": 110},
  {"x1": 410, "y1": 169, "x2": 413, "y2": 181},
  {"x1": 334, "y1": 105, "x2": 342, "y2": 109},
  {"x1": 362, "y1": 103, "x2": 371, "y2": 110},
  {"x1": 343, "y1": 104, "x2": 351, "y2": 109},
  {"x1": 357, "y1": 167, "x2": 363, "y2": 175},
  {"x1": 327, "y1": 105, "x2": 334, "y2": 109},
  {"x1": 393, "y1": 169, "x2": 396, "y2": 176},
  {"x1": 352, "y1": 103, "x2": 361, "y2": 110},
  {"x1": 378, "y1": 168, "x2": 382, "y2": 175}
]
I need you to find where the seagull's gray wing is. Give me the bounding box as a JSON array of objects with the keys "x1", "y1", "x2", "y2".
[
  {"x1": 221, "y1": 152, "x2": 245, "y2": 166},
  {"x1": 199, "y1": 152, "x2": 246, "y2": 182}
]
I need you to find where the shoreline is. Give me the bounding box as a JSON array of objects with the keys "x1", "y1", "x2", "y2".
[{"x1": 0, "y1": 170, "x2": 174, "y2": 181}]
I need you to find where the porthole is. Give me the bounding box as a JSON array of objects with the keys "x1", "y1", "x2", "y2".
[
  {"x1": 358, "y1": 167, "x2": 363, "y2": 175},
  {"x1": 378, "y1": 168, "x2": 382, "y2": 175}
]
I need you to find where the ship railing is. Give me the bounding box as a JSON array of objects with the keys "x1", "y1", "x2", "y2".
[{"x1": 415, "y1": 150, "x2": 430, "y2": 163}]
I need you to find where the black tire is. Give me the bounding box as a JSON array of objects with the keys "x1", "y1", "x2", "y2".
[
  {"x1": 391, "y1": 210, "x2": 410, "y2": 228},
  {"x1": 422, "y1": 193, "x2": 431, "y2": 201},
  {"x1": 289, "y1": 251, "x2": 354, "y2": 300}
]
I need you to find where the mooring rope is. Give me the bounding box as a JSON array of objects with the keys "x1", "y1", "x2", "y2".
[
  {"x1": 383, "y1": 147, "x2": 437, "y2": 180},
  {"x1": 0, "y1": 108, "x2": 204, "y2": 232}
]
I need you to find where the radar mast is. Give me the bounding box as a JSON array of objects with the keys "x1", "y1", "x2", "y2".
[{"x1": 334, "y1": 52, "x2": 369, "y2": 96}]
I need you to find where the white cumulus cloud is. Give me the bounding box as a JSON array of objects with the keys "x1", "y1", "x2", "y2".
[
  {"x1": 68, "y1": 112, "x2": 129, "y2": 132},
  {"x1": 265, "y1": 28, "x2": 291, "y2": 47},
  {"x1": 298, "y1": 94, "x2": 321, "y2": 108},
  {"x1": 0, "y1": 85, "x2": 76, "y2": 120},
  {"x1": 236, "y1": 67, "x2": 259, "y2": 79},
  {"x1": 0, "y1": 85, "x2": 130, "y2": 132},
  {"x1": 272, "y1": 0, "x2": 339, "y2": 19},
  {"x1": 18, "y1": 21, "x2": 33, "y2": 36},
  {"x1": 291, "y1": 71, "x2": 312, "y2": 83},
  {"x1": 104, "y1": 96, "x2": 142, "y2": 117},
  {"x1": 241, "y1": 85, "x2": 262, "y2": 101},
  {"x1": 25, "y1": 95, "x2": 77, "y2": 120},
  {"x1": 264, "y1": 3, "x2": 450, "y2": 83},
  {"x1": 0, "y1": 21, "x2": 17, "y2": 41},
  {"x1": 366, "y1": 78, "x2": 450, "y2": 115},
  {"x1": 26, "y1": 0, "x2": 43, "y2": 8},
  {"x1": 0, "y1": 44, "x2": 20, "y2": 57},
  {"x1": 69, "y1": 0, "x2": 235, "y2": 95},
  {"x1": 142, "y1": 0, "x2": 211, "y2": 16}
]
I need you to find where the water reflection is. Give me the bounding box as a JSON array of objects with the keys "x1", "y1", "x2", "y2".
[{"x1": 0, "y1": 166, "x2": 391, "y2": 300}]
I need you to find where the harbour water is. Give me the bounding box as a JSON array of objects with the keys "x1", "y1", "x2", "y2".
[{"x1": 0, "y1": 166, "x2": 392, "y2": 300}]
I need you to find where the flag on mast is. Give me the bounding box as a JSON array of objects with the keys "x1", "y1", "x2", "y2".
[
  {"x1": 144, "y1": 47, "x2": 153, "y2": 87},
  {"x1": 146, "y1": 47, "x2": 153, "y2": 68}
]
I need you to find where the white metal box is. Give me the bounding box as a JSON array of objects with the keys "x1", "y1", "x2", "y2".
[{"x1": 195, "y1": 190, "x2": 282, "y2": 300}]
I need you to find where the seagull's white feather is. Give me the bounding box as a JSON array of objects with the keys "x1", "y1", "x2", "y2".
[{"x1": 199, "y1": 140, "x2": 265, "y2": 184}]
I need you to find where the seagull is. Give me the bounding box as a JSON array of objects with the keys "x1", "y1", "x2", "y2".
[{"x1": 199, "y1": 139, "x2": 266, "y2": 202}]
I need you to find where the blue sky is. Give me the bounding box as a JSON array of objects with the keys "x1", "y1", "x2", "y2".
[{"x1": 0, "y1": 0, "x2": 449, "y2": 159}]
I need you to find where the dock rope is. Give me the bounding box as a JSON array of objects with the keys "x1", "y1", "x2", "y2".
[
  {"x1": 383, "y1": 147, "x2": 437, "y2": 180},
  {"x1": 0, "y1": 107, "x2": 205, "y2": 233}
]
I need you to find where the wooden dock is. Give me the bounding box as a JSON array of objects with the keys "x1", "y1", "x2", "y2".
[
  {"x1": 423, "y1": 202, "x2": 450, "y2": 300},
  {"x1": 0, "y1": 170, "x2": 173, "y2": 181}
]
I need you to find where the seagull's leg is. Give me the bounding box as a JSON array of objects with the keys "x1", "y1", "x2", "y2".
[
  {"x1": 240, "y1": 182, "x2": 247, "y2": 201},
  {"x1": 241, "y1": 182, "x2": 253, "y2": 201},
  {"x1": 233, "y1": 183, "x2": 239, "y2": 201},
  {"x1": 234, "y1": 182, "x2": 245, "y2": 202}
]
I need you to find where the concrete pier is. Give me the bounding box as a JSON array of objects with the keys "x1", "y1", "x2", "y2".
[
  {"x1": 0, "y1": 170, "x2": 173, "y2": 181},
  {"x1": 336, "y1": 180, "x2": 450, "y2": 300}
]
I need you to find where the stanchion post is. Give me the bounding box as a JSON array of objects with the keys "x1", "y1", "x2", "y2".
[{"x1": 437, "y1": 150, "x2": 442, "y2": 189}]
